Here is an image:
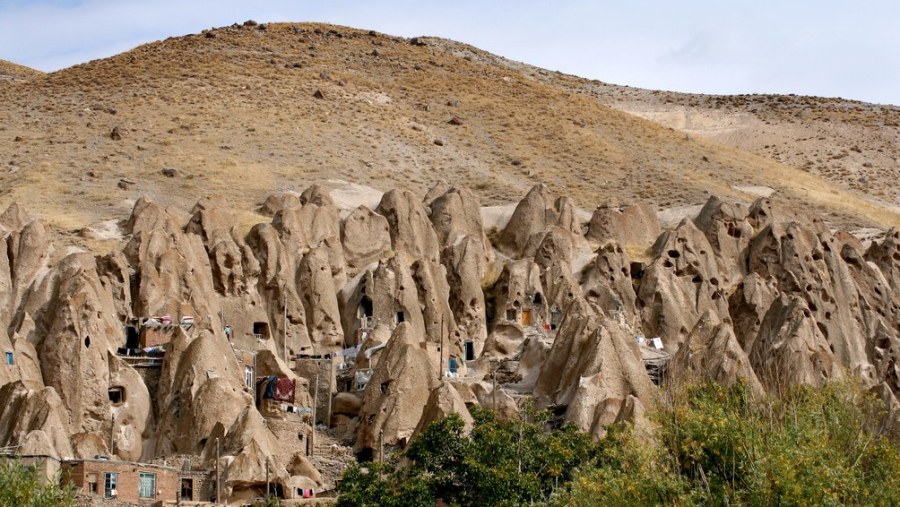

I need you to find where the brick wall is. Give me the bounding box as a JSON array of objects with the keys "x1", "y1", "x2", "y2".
[{"x1": 62, "y1": 459, "x2": 179, "y2": 504}]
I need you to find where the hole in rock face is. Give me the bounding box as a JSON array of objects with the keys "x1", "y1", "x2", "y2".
[
  {"x1": 253, "y1": 322, "x2": 270, "y2": 339},
  {"x1": 108, "y1": 386, "x2": 125, "y2": 405},
  {"x1": 84, "y1": 336, "x2": 91, "y2": 349},
  {"x1": 692, "y1": 275, "x2": 703, "y2": 284},
  {"x1": 667, "y1": 250, "x2": 681, "y2": 259}
]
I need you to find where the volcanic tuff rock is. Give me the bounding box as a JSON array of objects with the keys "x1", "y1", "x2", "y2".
[{"x1": 0, "y1": 178, "x2": 899, "y2": 499}]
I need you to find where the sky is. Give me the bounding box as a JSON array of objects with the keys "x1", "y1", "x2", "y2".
[{"x1": 1, "y1": 0, "x2": 899, "y2": 105}]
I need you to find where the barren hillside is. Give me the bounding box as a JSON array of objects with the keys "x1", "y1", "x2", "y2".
[
  {"x1": 0, "y1": 58, "x2": 43, "y2": 81},
  {"x1": 433, "y1": 38, "x2": 900, "y2": 211},
  {"x1": 1, "y1": 22, "x2": 897, "y2": 251},
  {"x1": 593, "y1": 86, "x2": 900, "y2": 206}
]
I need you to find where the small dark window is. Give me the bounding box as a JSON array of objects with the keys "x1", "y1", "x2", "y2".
[
  {"x1": 630, "y1": 262, "x2": 645, "y2": 280},
  {"x1": 485, "y1": 300, "x2": 496, "y2": 321},
  {"x1": 108, "y1": 386, "x2": 125, "y2": 405},
  {"x1": 506, "y1": 309, "x2": 517, "y2": 321},
  {"x1": 180, "y1": 478, "x2": 193, "y2": 500},
  {"x1": 550, "y1": 307, "x2": 562, "y2": 330},
  {"x1": 253, "y1": 322, "x2": 270, "y2": 339},
  {"x1": 125, "y1": 326, "x2": 140, "y2": 349},
  {"x1": 4, "y1": 352, "x2": 13, "y2": 366},
  {"x1": 104, "y1": 472, "x2": 118, "y2": 498},
  {"x1": 359, "y1": 297, "x2": 374, "y2": 318},
  {"x1": 533, "y1": 293, "x2": 543, "y2": 306},
  {"x1": 84, "y1": 336, "x2": 91, "y2": 349},
  {"x1": 396, "y1": 311, "x2": 405, "y2": 324},
  {"x1": 464, "y1": 341, "x2": 475, "y2": 361}
]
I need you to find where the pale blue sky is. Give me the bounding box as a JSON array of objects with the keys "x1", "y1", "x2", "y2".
[{"x1": 1, "y1": 0, "x2": 898, "y2": 105}]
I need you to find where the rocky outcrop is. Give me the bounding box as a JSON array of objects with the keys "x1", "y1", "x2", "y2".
[
  {"x1": 0, "y1": 382, "x2": 73, "y2": 459},
  {"x1": 376, "y1": 189, "x2": 440, "y2": 263},
  {"x1": 442, "y1": 237, "x2": 490, "y2": 355},
  {"x1": 586, "y1": 202, "x2": 661, "y2": 248},
  {"x1": 693, "y1": 196, "x2": 753, "y2": 286},
  {"x1": 498, "y1": 184, "x2": 580, "y2": 256},
  {"x1": 31, "y1": 253, "x2": 120, "y2": 438},
  {"x1": 671, "y1": 310, "x2": 764, "y2": 396},
  {"x1": 107, "y1": 355, "x2": 151, "y2": 461},
  {"x1": 413, "y1": 381, "x2": 474, "y2": 439},
  {"x1": 637, "y1": 219, "x2": 729, "y2": 350},
  {"x1": 297, "y1": 246, "x2": 344, "y2": 352},
  {"x1": 727, "y1": 273, "x2": 778, "y2": 352},
  {"x1": 3, "y1": 182, "x2": 900, "y2": 498},
  {"x1": 534, "y1": 297, "x2": 656, "y2": 437},
  {"x1": 341, "y1": 206, "x2": 391, "y2": 276},
  {"x1": 356, "y1": 323, "x2": 439, "y2": 452},
  {"x1": 749, "y1": 295, "x2": 842, "y2": 389},
  {"x1": 580, "y1": 242, "x2": 637, "y2": 317},
  {"x1": 154, "y1": 329, "x2": 251, "y2": 456}
]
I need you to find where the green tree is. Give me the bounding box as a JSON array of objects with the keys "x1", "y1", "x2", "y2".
[{"x1": 0, "y1": 460, "x2": 75, "y2": 507}]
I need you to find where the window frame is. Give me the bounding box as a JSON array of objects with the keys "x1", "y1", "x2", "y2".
[
  {"x1": 138, "y1": 471, "x2": 157, "y2": 499},
  {"x1": 104, "y1": 471, "x2": 118, "y2": 498}
]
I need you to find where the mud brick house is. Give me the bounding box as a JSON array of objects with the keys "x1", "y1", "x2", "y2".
[{"x1": 61, "y1": 458, "x2": 179, "y2": 504}]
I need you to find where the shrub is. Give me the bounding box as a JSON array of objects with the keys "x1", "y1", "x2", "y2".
[
  {"x1": 556, "y1": 381, "x2": 900, "y2": 506},
  {"x1": 0, "y1": 460, "x2": 75, "y2": 507},
  {"x1": 339, "y1": 381, "x2": 900, "y2": 506}
]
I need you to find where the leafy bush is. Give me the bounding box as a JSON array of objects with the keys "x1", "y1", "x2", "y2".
[
  {"x1": 338, "y1": 406, "x2": 597, "y2": 506},
  {"x1": 0, "y1": 460, "x2": 75, "y2": 507},
  {"x1": 338, "y1": 381, "x2": 900, "y2": 506},
  {"x1": 556, "y1": 381, "x2": 900, "y2": 506}
]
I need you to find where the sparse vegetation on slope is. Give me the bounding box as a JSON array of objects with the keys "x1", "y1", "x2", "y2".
[
  {"x1": 0, "y1": 59, "x2": 43, "y2": 81},
  {"x1": 0, "y1": 22, "x2": 896, "y2": 251}
]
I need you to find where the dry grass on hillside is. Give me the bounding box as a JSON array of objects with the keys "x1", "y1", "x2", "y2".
[
  {"x1": 0, "y1": 58, "x2": 44, "y2": 81},
  {"x1": 0, "y1": 22, "x2": 897, "y2": 249}
]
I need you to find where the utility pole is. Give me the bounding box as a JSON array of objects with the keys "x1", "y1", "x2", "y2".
[
  {"x1": 283, "y1": 297, "x2": 288, "y2": 364},
  {"x1": 311, "y1": 372, "x2": 319, "y2": 457},
  {"x1": 215, "y1": 437, "x2": 220, "y2": 505},
  {"x1": 492, "y1": 361, "x2": 497, "y2": 412},
  {"x1": 326, "y1": 358, "x2": 334, "y2": 429},
  {"x1": 379, "y1": 429, "x2": 384, "y2": 464},
  {"x1": 438, "y1": 315, "x2": 444, "y2": 382},
  {"x1": 265, "y1": 456, "x2": 270, "y2": 499}
]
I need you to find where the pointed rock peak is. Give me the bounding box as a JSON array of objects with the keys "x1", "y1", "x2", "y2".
[
  {"x1": 525, "y1": 183, "x2": 553, "y2": 199},
  {"x1": 423, "y1": 180, "x2": 452, "y2": 205},
  {"x1": 0, "y1": 202, "x2": 34, "y2": 232},
  {"x1": 191, "y1": 194, "x2": 230, "y2": 213},
  {"x1": 300, "y1": 184, "x2": 335, "y2": 207},
  {"x1": 124, "y1": 195, "x2": 176, "y2": 235},
  {"x1": 694, "y1": 195, "x2": 748, "y2": 228},
  {"x1": 413, "y1": 380, "x2": 474, "y2": 439},
  {"x1": 259, "y1": 192, "x2": 302, "y2": 216}
]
